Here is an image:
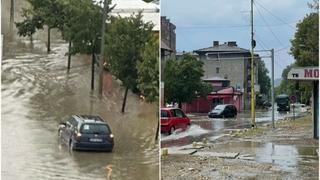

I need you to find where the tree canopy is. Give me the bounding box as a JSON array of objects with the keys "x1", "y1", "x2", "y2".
[
  {"x1": 105, "y1": 13, "x2": 155, "y2": 112},
  {"x1": 164, "y1": 54, "x2": 212, "y2": 107},
  {"x1": 290, "y1": 9, "x2": 318, "y2": 66},
  {"x1": 257, "y1": 58, "x2": 271, "y2": 96},
  {"x1": 275, "y1": 1, "x2": 318, "y2": 104},
  {"x1": 106, "y1": 13, "x2": 153, "y2": 91},
  {"x1": 137, "y1": 33, "x2": 159, "y2": 102}
]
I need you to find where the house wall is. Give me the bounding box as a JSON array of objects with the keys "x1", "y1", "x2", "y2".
[
  {"x1": 182, "y1": 94, "x2": 242, "y2": 113},
  {"x1": 161, "y1": 16, "x2": 176, "y2": 53},
  {"x1": 199, "y1": 54, "x2": 246, "y2": 91}
]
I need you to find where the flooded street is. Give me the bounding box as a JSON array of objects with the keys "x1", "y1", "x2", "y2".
[
  {"x1": 2, "y1": 37, "x2": 159, "y2": 179},
  {"x1": 161, "y1": 114, "x2": 318, "y2": 179},
  {"x1": 161, "y1": 109, "x2": 309, "y2": 148}
]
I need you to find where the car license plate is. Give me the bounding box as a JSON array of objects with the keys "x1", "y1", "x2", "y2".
[{"x1": 90, "y1": 138, "x2": 102, "y2": 142}]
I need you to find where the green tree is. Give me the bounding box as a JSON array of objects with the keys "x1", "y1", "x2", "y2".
[
  {"x1": 257, "y1": 58, "x2": 271, "y2": 96},
  {"x1": 16, "y1": 0, "x2": 67, "y2": 53},
  {"x1": 275, "y1": 64, "x2": 296, "y2": 97},
  {"x1": 164, "y1": 54, "x2": 212, "y2": 108},
  {"x1": 275, "y1": 64, "x2": 312, "y2": 104},
  {"x1": 105, "y1": 13, "x2": 154, "y2": 113},
  {"x1": 290, "y1": 7, "x2": 318, "y2": 66},
  {"x1": 137, "y1": 34, "x2": 159, "y2": 103},
  {"x1": 64, "y1": 0, "x2": 104, "y2": 90}
]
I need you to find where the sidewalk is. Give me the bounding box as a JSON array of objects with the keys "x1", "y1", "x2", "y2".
[{"x1": 161, "y1": 115, "x2": 319, "y2": 180}]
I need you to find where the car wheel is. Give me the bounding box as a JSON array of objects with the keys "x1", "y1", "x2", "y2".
[{"x1": 169, "y1": 126, "x2": 175, "y2": 135}]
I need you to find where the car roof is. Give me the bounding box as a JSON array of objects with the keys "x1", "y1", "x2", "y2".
[
  {"x1": 161, "y1": 107, "x2": 182, "y2": 111},
  {"x1": 72, "y1": 115, "x2": 107, "y2": 124},
  {"x1": 216, "y1": 104, "x2": 234, "y2": 107}
]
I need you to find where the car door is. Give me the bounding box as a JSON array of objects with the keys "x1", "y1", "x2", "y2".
[
  {"x1": 170, "y1": 109, "x2": 179, "y2": 129},
  {"x1": 224, "y1": 106, "x2": 231, "y2": 118},
  {"x1": 178, "y1": 109, "x2": 189, "y2": 128},
  {"x1": 174, "y1": 109, "x2": 185, "y2": 129}
]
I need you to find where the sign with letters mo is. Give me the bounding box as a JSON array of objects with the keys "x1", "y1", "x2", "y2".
[{"x1": 287, "y1": 67, "x2": 319, "y2": 81}]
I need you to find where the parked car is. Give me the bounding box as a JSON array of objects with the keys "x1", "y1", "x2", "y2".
[
  {"x1": 291, "y1": 103, "x2": 310, "y2": 113},
  {"x1": 161, "y1": 108, "x2": 191, "y2": 134},
  {"x1": 208, "y1": 104, "x2": 237, "y2": 118},
  {"x1": 58, "y1": 115, "x2": 114, "y2": 152}
]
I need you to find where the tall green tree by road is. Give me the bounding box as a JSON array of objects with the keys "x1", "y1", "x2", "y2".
[
  {"x1": 275, "y1": 64, "x2": 312, "y2": 104},
  {"x1": 105, "y1": 13, "x2": 154, "y2": 113},
  {"x1": 257, "y1": 58, "x2": 271, "y2": 96},
  {"x1": 62, "y1": 0, "x2": 104, "y2": 90},
  {"x1": 16, "y1": 0, "x2": 66, "y2": 53},
  {"x1": 275, "y1": 1, "x2": 318, "y2": 104},
  {"x1": 290, "y1": 1, "x2": 319, "y2": 66},
  {"x1": 137, "y1": 33, "x2": 159, "y2": 103},
  {"x1": 164, "y1": 54, "x2": 212, "y2": 108}
]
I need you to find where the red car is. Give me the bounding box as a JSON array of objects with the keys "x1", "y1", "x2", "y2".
[{"x1": 161, "y1": 108, "x2": 191, "y2": 134}]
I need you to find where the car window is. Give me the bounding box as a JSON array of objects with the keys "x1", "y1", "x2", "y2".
[
  {"x1": 214, "y1": 105, "x2": 225, "y2": 110},
  {"x1": 174, "y1": 109, "x2": 184, "y2": 118},
  {"x1": 80, "y1": 123, "x2": 110, "y2": 134},
  {"x1": 161, "y1": 110, "x2": 169, "y2": 117}
]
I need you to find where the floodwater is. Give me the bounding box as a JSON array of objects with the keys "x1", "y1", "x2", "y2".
[
  {"x1": 212, "y1": 141, "x2": 319, "y2": 174},
  {"x1": 161, "y1": 109, "x2": 308, "y2": 148},
  {"x1": 2, "y1": 37, "x2": 159, "y2": 179}
]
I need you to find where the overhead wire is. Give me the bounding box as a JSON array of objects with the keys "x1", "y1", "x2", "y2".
[
  {"x1": 254, "y1": 2, "x2": 285, "y2": 47},
  {"x1": 254, "y1": 0, "x2": 296, "y2": 30}
]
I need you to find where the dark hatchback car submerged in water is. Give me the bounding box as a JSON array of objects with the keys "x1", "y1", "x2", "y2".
[
  {"x1": 208, "y1": 104, "x2": 237, "y2": 118},
  {"x1": 58, "y1": 115, "x2": 114, "y2": 152}
]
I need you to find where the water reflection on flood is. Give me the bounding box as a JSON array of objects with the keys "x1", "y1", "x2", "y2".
[{"x1": 2, "y1": 39, "x2": 159, "y2": 179}]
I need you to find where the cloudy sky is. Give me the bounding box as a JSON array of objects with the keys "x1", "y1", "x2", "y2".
[{"x1": 161, "y1": 0, "x2": 313, "y2": 79}]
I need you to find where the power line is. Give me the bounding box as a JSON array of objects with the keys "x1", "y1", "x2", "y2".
[
  {"x1": 254, "y1": 2, "x2": 285, "y2": 47},
  {"x1": 255, "y1": 34, "x2": 287, "y2": 70},
  {"x1": 275, "y1": 46, "x2": 290, "y2": 52},
  {"x1": 176, "y1": 21, "x2": 299, "y2": 29},
  {"x1": 254, "y1": 0, "x2": 296, "y2": 30}
]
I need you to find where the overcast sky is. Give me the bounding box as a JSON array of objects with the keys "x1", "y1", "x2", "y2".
[{"x1": 161, "y1": 0, "x2": 312, "y2": 79}]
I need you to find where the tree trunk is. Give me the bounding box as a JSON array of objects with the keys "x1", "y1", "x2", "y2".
[
  {"x1": 91, "y1": 52, "x2": 95, "y2": 90},
  {"x1": 47, "y1": 27, "x2": 51, "y2": 53},
  {"x1": 10, "y1": 0, "x2": 14, "y2": 29},
  {"x1": 30, "y1": 35, "x2": 34, "y2": 48},
  {"x1": 67, "y1": 41, "x2": 71, "y2": 71},
  {"x1": 155, "y1": 118, "x2": 159, "y2": 141},
  {"x1": 121, "y1": 87, "x2": 129, "y2": 113}
]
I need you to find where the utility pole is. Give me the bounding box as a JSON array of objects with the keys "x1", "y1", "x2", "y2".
[
  {"x1": 99, "y1": 0, "x2": 109, "y2": 96},
  {"x1": 271, "y1": 48, "x2": 275, "y2": 128},
  {"x1": 250, "y1": 0, "x2": 256, "y2": 127},
  {"x1": 10, "y1": 0, "x2": 14, "y2": 30}
]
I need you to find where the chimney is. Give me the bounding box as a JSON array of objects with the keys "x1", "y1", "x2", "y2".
[
  {"x1": 227, "y1": 41, "x2": 237, "y2": 47},
  {"x1": 213, "y1": 41, "x2": 219, "y2": 46}
]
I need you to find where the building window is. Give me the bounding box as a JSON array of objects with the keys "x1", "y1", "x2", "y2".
[{"x1": 216, "y1": 67, "x2": 220, "y2": 74}]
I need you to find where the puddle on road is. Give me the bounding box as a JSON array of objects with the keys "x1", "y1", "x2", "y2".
[{"x1": 211, "y1": 141, "x2": 318, "y2": 172}]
